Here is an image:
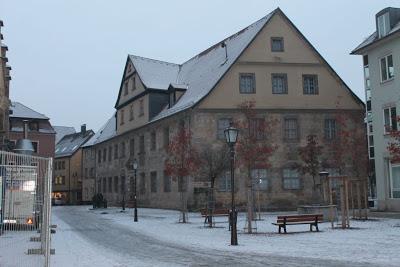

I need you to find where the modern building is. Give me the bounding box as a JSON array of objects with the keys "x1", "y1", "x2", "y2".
[
  {"x1": 352, "y1": 7, "x2": 400, "y2": 211},
  {"x1": 9, "y1": 101, "x2": 56, "y2": 157},
  {"x1": 85, "y1": 8, "x2": 365, "y2": 210},
  {"x1": 0, "y1": 20, "x2": 11, "y2": 149},
  {"x1": 53, "y1": 125, "x2": 94, "y2": 205}
]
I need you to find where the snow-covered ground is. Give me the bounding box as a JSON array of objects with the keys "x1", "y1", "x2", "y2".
[{"x1": 85, "y1": 206, "x2": 400, "y2": 266}]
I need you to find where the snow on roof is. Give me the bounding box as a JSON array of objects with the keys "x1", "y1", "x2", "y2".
[
  {"x1": 127, "y1": 10, "x2": 275, "y2": 122},
  {"x1": 10, "y1": 101, "x2": 49, "y2": 120},
  {"x1": 129, "y1": 55, "x2": 180, "y2": 90},
  {"x1": 352, "y1": 20, "x2": 400, "y2": 53},
  {"x1": 55, "y1": 130, "x2": 94, "y2": 158},
  {"x1": 83, "y1": 114, "x2": 116, "y2": 147},
  {"x1": 54, "y1": 126, "x2": 76, "y2": 144}
]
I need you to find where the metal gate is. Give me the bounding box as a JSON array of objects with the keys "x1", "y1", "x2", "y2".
[{"x1": 0, "y1": 151, "x2": 53, "y2": 267}]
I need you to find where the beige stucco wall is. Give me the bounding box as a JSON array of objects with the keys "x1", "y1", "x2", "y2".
[
  {"x1": 117, "y1": 94, "x2": 149, "y2": 135},
  {"x1": 198, "y1": 12, "x2": 362, "y2": 111},
  {"x1": 117, "y1": 62, "x2": 146, "y2": 106}
]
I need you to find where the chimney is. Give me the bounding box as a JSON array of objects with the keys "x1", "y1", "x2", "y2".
[{"x1": 81, "y1": 124, "x2": 86, "y2": 134}]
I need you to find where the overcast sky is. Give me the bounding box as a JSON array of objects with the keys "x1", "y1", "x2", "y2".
[{"x1": 1, "y1": 0, "x2": 398, "y2": 131}]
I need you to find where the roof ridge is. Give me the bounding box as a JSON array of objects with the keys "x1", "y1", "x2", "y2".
[{"x1": 129, "y1": 54, "x2": 180, "y2": 67}]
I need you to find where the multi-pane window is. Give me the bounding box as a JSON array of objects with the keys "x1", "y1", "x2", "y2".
[
  {"x1": 55, "y1": 176, "x2": 65, "y2": 185},
  {"x1": 377, "y1": 12, "x2": 390, "y2": 38},
  {"x1": 108, "y1": 177, "x2": 113, "y2": 193},
  {"x1": 272, "y1": 73, "x2": 288, "y2": 94},
  {"x1": 239, "y1": 73, "x2": 256, "y2": 94},
  {"x1": 139, "y1": 99, "x2": 144, "y2": 116},
  {"x1": 218, "y1": 171, "x2": 231, "y2": 192},
  {"x1": 303, "y1": 75, "x2": 319, "y2": 95},
  {"x1": 391, "y1": 165, "x2": 400, "y2": 198},
  {"x1": 150, "y1": 131, "x2": 156, "y2": 151},
  {"x1": 163, "y1": 171, "x2": 171, "y2": 192},
  {"x1": 384, "y1": 107, "x2": 397, "y2": 133},
  {"x1": 284, "y1": 118, "x2": 298, "y2": 140},
  {"x1": 114, "y1": 176, "x2": 119, "y2": 193},
  {"x1": 139, "y1": 173, "x2": 146, "y2": 194},
  {"x1": 271, "y1": 37, "x2": 284, "y2": 52},
  {"x1": 283, "y1": 169, "x2": 300, "y2": 190},
  {"x1": 120, "y1": 142, "x2": 126, "y2": 158},
  {"x1": 139, "y1": 135, "x2": 145, "y2": 154},
  {"x1": 251, "y1": 169, "x2": 269, "y2": 190},
  {"x1": 129, "y1": 104, "x2": 134, "y2": 121},
  {"x1": 163, "y1": 127, "x2": 170, "y2": 149},
  {"x1": 380, "y1": 54, "x2": 394, "y2": 82},
  {"x1": 114, "y1": 144, "x2": 119, "y2": 159},
  {"x1": 250, "y1": 118, "x2": 265, "y2": 140},
  {"x1": 129, "y1": 138, "x2": 135, "y2": 156},
  {"x1": 217, "y1": 118, "x2": 232, "y2": 140},
  {"x1": 150, "y1": 172, "x2": 157, "y2": 193},
  {"x1": 108, "y1": 146, "x2": 112, "y2": 161},
  {"x1": 324, "y1": 119, "x2": 336, "y2": 140},
  {"x1": 103, "y1": 148, "x2": 107, "y2": 162},
  {"x1": 120, "y1": 110, "x2": 125, "y2": 125}
]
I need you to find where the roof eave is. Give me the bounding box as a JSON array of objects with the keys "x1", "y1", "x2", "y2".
[{"x1": 351, "y1": 30, "x2": 400, "y2": 55}]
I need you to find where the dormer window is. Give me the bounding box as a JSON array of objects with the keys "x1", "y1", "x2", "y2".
[{"x1": 377, "y1": 12, "x2": 390, "y2": 38}]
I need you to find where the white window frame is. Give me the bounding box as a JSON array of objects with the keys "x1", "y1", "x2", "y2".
[
  {"x1": 380, "y1": 54, "x2": 394, "y2": 82},
  {"x1": 377, "y1": 13, "x2": 390, "y2": 38},
  {"x1": 389, "y1": 163, "x2": 400, "y2": 199},
  {"x1": 383, "y1": 106, "x2": 397, "y2": 134}
]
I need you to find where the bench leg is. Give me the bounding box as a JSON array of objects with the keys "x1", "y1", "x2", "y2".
[
  {"x1": 316, "y1": 223, "x2": 319, "y2": 232},
  {"x1": 310, "y1": 224, "x2": 313, "y2": 232},
  {"x1": 278, "y1": 226, "x2": 281, "y2": 234},
  {"x1": 284, "y1": 225, "x2": 287, "y2": 234}
]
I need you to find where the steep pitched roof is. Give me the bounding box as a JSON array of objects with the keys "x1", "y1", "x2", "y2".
[
  {"x1": 117, "y1": 8, "x2": 363, "y2": 124},
  {"x1": 55, "y1": 130, "x2": 94, "y2": 158},
  {"x1": 83, "y1": 114, "x2": 116, "y2": 147},
  {"x1": 10, "y1": 101, "x2": 49, "y2": 120},
  {"x1": 54, "y1": 126, "x2": 76, "y2": 144}
]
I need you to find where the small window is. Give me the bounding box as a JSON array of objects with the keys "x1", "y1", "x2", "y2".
[
  {"x1": 249, "y1": 118, "x2": 265, "y2": 140},
  {"x1": 383, "y1": 106, "x2": 397, "y2": 133},
  {"x1": 62, "y1": 161, "x2": 65, "y2": 169},
  {"x1": 163, "y1": 127, "x2": 170, "y2": 149},
  {"x1": 239, "y1": 73, "x2": 256, "y2": 94},
  {"x1": 163, "y1": 171, "x2": 171, "y2": 192},
  {"x1": 324, "y1": 119, "x2": 336, "y2": 140},
  {"x1": 139, "y1": 135, "x2": 145, "y2": 154},
  {"x1": 272, "y1": 73, "x2": 288, "y2": 94},
  {"x1": 120, "y1": 142, "x2": 126, "y2": 158},
  {"x1": 284, "y1": 118, "x2": 298, "y2": 140},
  {"x1": 303, "y1": 75, "x2": 319, "y2": 95},
  {"x1": 363, "y1": 55, "x2": 369, "y2": 67},
  {"x1": 217, "y1": 118, "x2": 232, "y2": 140},
  {"x1": 103, "y1": 148, "x2": 107, "y2": 162},
  {"x1": 283, "y1": 169, "x2": 300, "y2": 190},
  {"x1": 120, "y1": 176, "x2": 126, "y2": 193},
  {"x1": 132, "y1": 76, "x2": 136, "y2": 91},
  {"x1": 377, "y1": 13, "x2": 390, "y2": 38},
  {"x1": 114, "y1": 176, "x2": 119, "y2": 193},
  {"x1": 31, "y1": 141, "x2": 39, "y2": 153},
  {"x1": 29, "y1": 122, "x2": 39, "y2": 131},
  {"x1": 129, "y1": 138, "x2": 135, "y2": 156},
  {"x1": 251, "y1": 169, "x2": 269, "y2": 190},
  {"x1": 120, "y1": 110, "x2": 125, "y2": 125},
  {"x1": 218, "y1": 171, "x2": 231, "y2": 192},
  {"x1": 129, "y1": 104, "x2": 134, "y2": 121},
  {"x1": 380, "y1": 55, "x2": 394, "y2": 82},
  {"x1": 271, "y1": 37, "x2": 284, "y2": 52},
  {"x1": 150, "y1": 131, "x2": 156, "y2": 151},
  {"x1": 108, "y1": 177, "x2": 113, "y2": 193},
  {"x1": 114, "y1": 144, "x2": 119, "y2": 159},
  {"x1": 98, "y1": 150, "x2": 101, "y2": 163},
  {"x1": 139, "y1": 173, "x2": 146, "y2": 194},
  {"x1": 103, "y1": 178, "x2": 107, "y2": 193},
  {"x1": 124, "y1": 81, "x2": 128, "y2": 95},
  {"x1": 390, "y1": 165, "x2": 400, "y2": 198},
  {"x1": 108, "y1": 146, "x2": 112, "y2": 161},
  {"x1": 139, "y1": 99, "x2": 144, "y2": 117},
  {"x1": 150, "y1": 172, "x2": 157, "y2": 193}
]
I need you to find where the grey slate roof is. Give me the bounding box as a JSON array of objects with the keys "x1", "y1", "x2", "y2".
[
  {"x1": 352, "y1": 20, "x2": 400, "y2": 54},
  {"x1": 10, "y1": 101, "x2": 49, "y2": 120},
  {"x1": 125, "y1": 9, "x2": 276, "y2": 123},
  {"x1": 55, "y1": 130, "x2": 94, "y2": 158},
  {"x1": 54, "y1": 126, "x2": 76, "y2": 144},
  {"x1": 82, "y1": 114, "x2": 116, "y2": 147}
]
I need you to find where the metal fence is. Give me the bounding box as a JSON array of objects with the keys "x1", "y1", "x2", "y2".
[{"x1": 0, "y1": 151, "x2": 53, "y2": 267}]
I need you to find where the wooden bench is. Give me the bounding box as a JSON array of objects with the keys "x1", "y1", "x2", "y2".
[
  {"x1": 272, "y1": 214, "x2": 323, "y2": 233},
  {"x1": 200, "y1": 208, "x2": 230, "y2": 227}
]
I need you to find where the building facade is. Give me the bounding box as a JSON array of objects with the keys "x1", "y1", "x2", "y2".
[
  {"x1": 9, "y1": 102, "x2": 56, "y2": 157},
  {"x1": 0, "y1": 20, "x2": 11, "y2": 149},
  {"x1": 53, "y1": 125, "x2": 94, "y2": 205},
  {"x1": 84, "y1": 8, "x2": 365, "y2": 210},
  {"x1": 352, "y1": 7, "x2": 400, "y2": 211}
]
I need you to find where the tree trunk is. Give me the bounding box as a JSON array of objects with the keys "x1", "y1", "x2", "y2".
[
  {"x1": 179, "y1": 176, "x2": 188, "y2": 223},
  {"x1": 246, "y1": 186, "x2": 254, "y2": 234},
  {"x1": 208, "y1": 177, "x2": 215, "y2": 228}
]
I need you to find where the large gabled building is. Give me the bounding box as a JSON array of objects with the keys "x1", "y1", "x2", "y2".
[
  {"x1": 352, "y1": 7, "x2": 400, "y2": 211},
  {"x1": 85, "y1": 8, "x2": 365, "y2": 210}
]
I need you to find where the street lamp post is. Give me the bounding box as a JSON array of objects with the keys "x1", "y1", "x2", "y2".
[
  {"x1": 133, "y1": 159, "x2": 138, "y2": 222},
  {"x1": 224, "y1": 124, "x2": 239, "y2": 246}
]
